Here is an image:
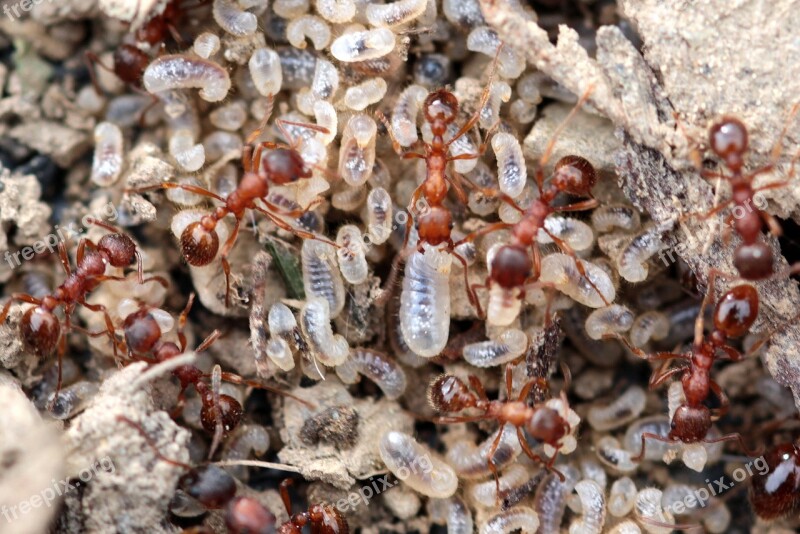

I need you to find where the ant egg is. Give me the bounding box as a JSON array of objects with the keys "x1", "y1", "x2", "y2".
[
  {"x1": 595, "y1": 436, "x2": 638, "y2": 473},
  {"x1": 315, "y1": 0, "x2": 355, "y2": 22},
  {"x1": 463, "y1": 328, "x2": 528, "y2": 367},
  {"x1": 609, "y1": 477, "x2": 637, "y2": 517},
  {"x1": 344, "y1": 78, "x2": 388, "y2": 111},
  {"x1": 481, "y1": 506, "x2": 540, "y2": 534},
  {"x1": 336, "y1": 225, "x2": 369, "y2": 284},
  {"x1": 569, "y1": 480, "x2": 606, "y2": 534},
  {"x1": 379, "y1": 431, "x2": 458, "y2": 498},
  {"x1": 538, "y1": 216, "x2": 595, "y2": 252},
  {"x1": 365, "y1": 187, "x2": 393, "y2": 245},
  {"x1": 342, "y1": 348, "x2": 407, "y2": 400},
  {"x1": 591, "y1": 204, "x2": 641, "y2": 233},
  {"x1": 534, "y1": 466, "x2": 580, "y2": 533},
  {"x1": 300, "y1": 298, "x2": 349, "y2": 366},
  {"x1": 587, "y1": 386, "x2": 646, "y2": 431},
  {"x1": 466, "y1": 26, "x2": 526, "y2": 79},
  {"x1": 331, "y1": 28, "x2": 396, "y2": 63},
  {"x1": 447, "y1": 424, "x2": 521, "y2": 479},
  {"x1": 470, "y1": 464, "x2": 530, "y2": 508},
  {"x1": 249, "y1": 48, "x2": 283, "y2": 97},
  {"x1": 339, "y1": 114, "x2": 378, "y2": 186},
  {"x1": 392, "y1": 84, "x2": 428, "y2": 147},
  {"x1": 634, "y1": 488, "x2": 674, "y2": 534},
  {"x1": 366, "y1": 0, "x2": 427, "y2": 27},
  {"x1": 144, "y1": 55, "x2": 231, "y2": 103},
  {"x1": 274, "y1": 0, "x2": 309, "y2": 18},
  {"x1": 480, "y1": 81, "x2": 511, "y2": 129},
  {"x1": 585, "y1": 304, "x2": 634, "y2": 340},
  {"x1": 213, "y1": 0, "x2": 257, "y2": 36},
  {"x1": 169, "y1": 130, "x2": 205, "y2": 172},
  {"x1": 400, "y1": 246, "x2": 452, "y2": 357},
  {"x1": 539, "y1": 254, "x2": 616, "y2": 308},
  {"x1": 629, "y1": 311, "x2": 670, "y2": 347},
  {"x1": 301, "y1": 239, "x2": 345, "y2": 318},
  {"x1": 287, "y1": 15, "x2": 331, "y2": 50},
  {"x1": 91, "y1": 122, "x2": 124, "y2": 186},
  {"x1": 193, "y1": 32, "x2": 221, "y2": 58},
  {"x1": 617, "y1": 226, "x2": 666, "y2": 283},
  {"x1": 491, "y1": 133, "x2": 527, "y2": 198}
]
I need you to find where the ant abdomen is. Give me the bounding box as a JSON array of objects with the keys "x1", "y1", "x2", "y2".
[
  {"x1": 428, "y1": 375, "x2": 476, "y2": 412},
  {"x1": 749, "y1": 442, "x2": 800, "y2": 520},
  {"x1": 713, "y1": 284, "x2": 758, "y2": 337},
  {"x1": 225, "y1": 496, "x2": 276, "y2": 534},
  {"x1": 552, "y1": 155, "x2": 597, "y2": 196},
  {"x1": 21, "y1": 307, "x2": 60, "y2": 357},
  {"x1": 198, "y1": 388, "x2": 244, "y2": 436},
  {"x1": 668, "y1": 405, "x2": 710, "y2": 443},
  {"x1": 181, "y1": 220, "x2": 220, "y2": 266},
  {"x1": 179, "y1": 465, "x2": 237, "y2": 509},
  {"x1": 123, "y1": 309, "x2": 162, "y2": 354},
  {"x1": 734, "y1": 242, "x2": 773, "y2": 280}
]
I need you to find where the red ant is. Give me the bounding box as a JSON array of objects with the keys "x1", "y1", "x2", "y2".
[
  {"x1": 273, "y1": 478, "x2": 347, "y2": 534},
  {"x1": 689, "y1": 105, "x2": 800, "y2": 280},
  {"x1": 611, "y1": 278, "x2": 762, "y2": 460},
  {"x1": 428, "y1": 364, "x2": 573, "y2": 496},
  {"x1": 121, "y1": 293, "x2": 313, "y2": 448},
  {"x1": 0, "y1": 222, "x2": 165, "y2": 399},
  {"x1": 749, "y1": 440, "x2": 800, "y2": 520},
  {"x1": 128, "y1": 112, "x2": 336, "y2": 306}
]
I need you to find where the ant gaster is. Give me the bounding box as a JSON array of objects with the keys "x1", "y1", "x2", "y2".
[{"x1": 749, "y1": 440, "x2": 800, "y2": 520}]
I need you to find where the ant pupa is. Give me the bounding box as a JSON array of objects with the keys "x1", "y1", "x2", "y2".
[{"x1": 91, "y1": 122, "x2": 125, "y2": 187}]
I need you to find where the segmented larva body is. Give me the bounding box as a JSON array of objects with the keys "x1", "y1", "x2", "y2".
[
  {"x1": 538, "y1": 216, "x2": 595, "y2": 252},
  {"x1": 617, "y1": 226, "x2": 666, "y2": 283},
  {"x1": 534, "y1": 466, "x2": 580, "y2": 534},
  {"x1": 480, "y1": 81, "x2": 512, "y2": 129},
  {"x1": 266, "y1": 303, "x2": 297, "y2": 371},
  {"x1": 445, "y1": 497, "x2": 474, "y2": 534},
  {"x1": 312, "y1": 100, "x2": 337, "y2": 146},
  {"x1": 300, "y1": 298, "x2": 349, "y2": 366},
  {"x1": 539, "y1": 254, "x2": 616, "y2": 308},
  {"x1": 331, "y1": 28, "x2": 396, "y2": 62},
  {"x1": 273, "y1": 0, "x2": 309, "y2": 18},
  {"x1": 365, "y1": 187, "x2": 393, "y2": 245},
  {"x1": 248, "y1": 48, "x2": 283, "y2": 97},
  {"x1": 447, "y1": 424, "x2": 521, "y2": 479},
  {"x1": 609, "y1": 521, "x2": 643, "y2": 534},
  {"x1": 315, "y1": 0, "x2": 355, "y2": 22},
  {"x1": 608, "y1": 477, "x2": 637, "y2": 517},
  {"x1": 144, "y1": 55, "x2": 231, "y2": 102},
  {"x1": 630, "y1": 311, "x2": 670, "y2": 347},
  {"x1": 466, "y1": 26, "x2": 526, "y2": 79},
  {"x1": 336, "y1": 225, "x2": 369, "y2": 284},
  {"x1": 169, "y1": 129, "x2": 205, "y2": 172},
  {"x1": 591, "y1": 203, "x2": 641, "y2": 233},
  {"x1": 338, "y1": 348, "x2": 407, "y2": 400},
  {"x1": 623, "y1": 416, "x2": 676, "y2": 462},
  {"x1": 471, "y1": 464, "x2": 530, "y2": 508},
  {"x1": 212, "y1": 0, "x2": 257, "y2": 36},
  {"x1": 193, "y1": 32, "x2": 220, "y2": 58},
  {"x1": 338, "y1": 114, "x2": 377, "y2": 186},
  {"x1": 587, "y1": 386, "x2": 647, "y2": 432},
  {"x1": 463, "y1": 328, "x2": 528, "y2": 367},
  {"x1": 491, "y1": 133, "x2": 527, "y2": 198},
  {"x1": 366, "y1": 0, "x2": 427, "y2": 27},
  {"x1": 286, "y1": 15, "x2": 331, "y2": 50},
  {"x1": 595, "y1": 436, "x2": 638, "y2": 473},
  {"x1": 400, "y1": 246, "x2": 452, "y2": 358},
  {"x1": 634, "y1": 488, "x2": 674, "y2": 534},
  {"x1": 91, "y1": 121, "x2": 124, "y2": 186},
  {"x1": 467, "y1": 160, "x2": 499, "y2": 215},
  {"x1": 344, "y1": 78, "x2": 388, "y2": 111},
  {"x1": 301, "y1": 240, "x2": 345, "y2": 319},
  {"x1": 379, "y1": 431, "x2": 458, "y2": 498},
  {"x1": 569, "y1": 480, "x2": 607, "y2": 534},
  {"x1": 392, "y1": 84, "x2": 427, "y2": 147},
  {"x1": 486, "y1": 285, "x2": 522, "y2": 327},
  {"x1": 480, "y1": 506, "x2": 539, "y2": 534},
  {"x1": 584, "y1": 304, "x2": 634, "y2": 340}
]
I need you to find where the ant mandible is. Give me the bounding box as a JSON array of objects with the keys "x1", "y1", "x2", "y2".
[
  {"x1": 428, "y1": 364, "x2": 574, "y2": 497},
  {"x1": 129, "y1": 108, "x2": 337, "y2": 307},
  {"x1": 690, "y1": 104, "x2": 800, "y2": 280},
  {"x1": 0, "y1": 221, "x2": 166, "y2": 399},
  {"x1": 611, "y1": 277, "x2": 762, "y2": 460}
]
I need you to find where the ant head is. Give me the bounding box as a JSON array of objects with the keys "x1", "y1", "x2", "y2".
[
  {"x1": 551, "y1": 155, "x2": 597, "y2": 196},
  {"x1": 490, "y1": 245, "x2": 532, "y2": 289},
  {"x1": 669, "y1": 405, "x2": 711, "y2": 443},
  {"x1": 179, "y1": 465, "x2": 237, "y2": 509},
  {"x1": 98, "y1": 233, "x2": 137, "y2": 267},
  {"x1": 416, "y1": 206, "x2": 453, "y2": 246},
  {"x1": 21, "y1": 307, "x2": 60, "y2": 357},
  {"x1": 428, "y1": 375, "x2": 476, "y2": 412},
  {"x1": 123, "y1": 308, "x2": 162, "y2": 354},
  {"x1": 135, "y1": 16, "x2": 167, "y2": 45},
  {"x1": 734, "y1": 242, "x2": 773, "y2": 280},
  {"x1": 709, "y1": 117, "x2": 748, "y2": 171},
  {"x1": 112, "y1": 45, "x2": 149, "y2": 86},
  {"x1": 181, "y1": 219, "x2": 219, "y2": 266},
  {"x1": 262, "y1": 148, "x2": 311, "y2": 184},
  {"x1": 200, "y1": 393, "x2": 243, "y2": 436},
  {"x1": 225, "y1": 497, "x2": 276, "y2": 534},
  {"x1": 525, "y1": 408, "x2": 568, "y2": 444},
  {"x1": 713, "y1": 284, "x2": 759, "y2": 338},
  {"x1": 423, "y1": 89, "x2": 459, "y2": 133}
]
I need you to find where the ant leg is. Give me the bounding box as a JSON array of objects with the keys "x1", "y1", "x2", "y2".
[
  {"x1": 468, "y1": 375, "x2": 489, "y2": 401},
  {"x1": 219, "y1": 217, "x2": 242, "y2": 307},
  {"x1": 217, "y1": 371, "x2": 316, "y2": 408},
  {"x1": 78, "y1": 300, "x2": 120, "y2": 359},
  {"x1": 170, "y1": 386, "x2": 190, "y2": 419},
  {"x1": 648, "y1": 364, "x2": 686, "y2": 390},
  {"x1": 486, "y1": 426, "x2": 505, "y2": 503},
  {"x1": 544, "y1": 228, "x2": 609, "y2": 306},
  {"x1": 127, "y1": 182, "x2": 226, "y2": 203},
  {"x1": 631, "y1": 432, "x2": 675, "y2": 462},
  {"x1": 252, "y1": 205, "x2": 338, "y2": 248},
  {"x1": 116, "y1": 416, "x2": 192, "y2": 469},
  {"x1": 759, "y1": 210, "x2": 783, "y2": 237},
  {"x1": 552, "y1": 198, "x2": 599, "y2": 213},
  {"x1": 504, "y1": 363, "x2": 515, "y2": 398},
  {"x1": 196, "y1": 329, "x2": 222, "y2": 352},
  {"x1": 57, "y1": 242, "x2": 71, "y2": 275},
  {"x1": 702, "y1": 433, "x2": 763, "y2": 458},
  {"x1": 434, "y1": 415, "x2": 492, "y2": 424},
  {"x1": 451, "y1": 249, "x2": 482, "y2": 316},
  {"x1": 517, "y1": 378, "x2": 547, "y2": 404},
  {"x1": 208, "y1": 365, "x2": 225, "y2": 459},
  {"x1": 279, "y1": 479, "x2": 294, "y2": 517},
  {"x1": 536, "y1": 85, "x2": 595, "y2": 184},
  {"x1": 177, "y1": 294, "x2": 196, "y2": 352},
  {"x1": 444, "y1": 174, "x2": 468, "y2": 204},
  {"x1": 454, "y1": 222, "x2": 514, "y2": 247},
  {"x1": 274, "y1": 118, "x2": 330, "y2": 151},
  {"x1": 0, "y1": 294, "x2": 43, "y2": 323},
  {"x1": 133, "y1": 251, "x2": 170, "y2": 287},
  {"x1": 246, "y1": 94, "x2": 275, "y2": 146},
  {"x1": 708, "y1": 379, "x2": 730, "y2": 419},
  {"x1": 374, "y1": 110, "x2": 426, "y2": 159},
  {"x1": 84, "y1": 51, "x2": 113, "y2": 96},
  {"x1": 515, "y1": 426, "x2": 563, "y2": 480}
]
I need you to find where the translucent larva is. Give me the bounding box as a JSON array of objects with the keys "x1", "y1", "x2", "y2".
[
  {"x1": 366, "y1": 0, "x2": 427, "y2": 27},
  {"x1": 480, "y1": 81, "x2": 511, "y2": 129},
  {"x1": 539, "y1": 254, "x2": 616, "y2": 308},
  {"x1": 330, "y1": 28, "x2": 396, "y2": 63},
  {"x1": 273, "y1": 0, "x2": 309, "y2": 18},
  {"x1": 591, "y1": 204, "x2": 641, "y2": 233},
  {"x1": 608, "y1": 477, "x2": 637, "y2": 517},
  {"x1": 340, "y1": 348, "x2": 407, "y2": 400},
  {"x1": 538, "y1": 216, "x2": 595, "y2": 252},
  {"x1": 584, "y1": 304, "x2": 634, "y2": 341},
  {"x1": 248, "y1": 48, "x2": 283, "y2": 98},
  {"x1": 442, "y1": 0, "x2": 485, "y2": 29},
  {"x1": 169, "y1": 129, "x2": 205, "y2": 172},
  {"x1": 630, "y1": 311, "x2": 670, "y2": 347},
  {"x1": 400, "y1": 246, "x2": 452, "y2": 357},
  {"x1": 301, "y1": 240, "x2": 345, "y2": 319},
  {"x1": 534, "y1": 466, "x2": 580, "y2": 534},
  {"x1": 338, "y1": 114, "x2": 378, "y2": 186},
  {"x1": 336, "y1": 225, "x2": 369, "y2": 285},
  {"x1": 266, "y1": 337, "x2": 294, "y2": 371},
  {"x1": 617, "y1": 226, "x2": 667, "y2": 283},
  {"x1": 569, "y1": 480, "x2": 606, "y2": 534},
  {"x1": 344, "y1": 78, "x2": 388, "y2": 111},
  {"x1": 379, "y1": 431, "x2": 458, "y2": 498},
  {"x1": 471, "y1": 464, "x2": 530, "y2": 508},
  {"x1": 193, "y1": 32, "x2": 220, "y2": 58},
  {"x1": 463, "y1": 328, "x2": 528, "y2": 367},
  {"x1": 466, "y1": 26, "x2": 525, "y2": 79},
  {"x1": 623, "y1": 416, "x2": 677, "y2": 462},
  {"x1": 300, "y1": 298, "x2": 349, "y2": 366},
  {"x1": 391, "y1": 84, "x2": 428, "y2": 147},
  {"x1": 315, "y1": 0, "x2": 355, "y2": 23},
  {"x1": 587, "y1": 386, "x2": 646, "y2": 431},
  {"x1": 365, "y1": 187, "x2": 393, "y2": 244},
  {"x1": 480, "y1": 506, "x2": 539, "y2": 534},
  {"x1": 491, "y1": 133, "x2": 527, "y2": 198},
  {"x1": 212, "y1": 0, "x2": 257, "y2": 36},
  {"x1": 209, "y1": 101, "x2": 247, "y2": 132},
  {"x1": 446, "y1": 497, "x2": 474, "y2": 534},
  {"x1": 222, "y1": 424, "x2": 269, "y2": 479},
  {"x1": 634, "y1": 488, "x2": 675, "y2": 534},
  {"x1": 144, "y1": 55, "x2": 231, "y2": 102},
  {"x1": 91, "y1": 121, "x2": 124, "y2": 186},
  {"x1": 446, "y1": 424, "x2": 521, "y2": 479},
  {"x1": 286, "y1": 15, "x2": 331, "y2": 50},
  {"x1": 595, "y1": 436, "x2": 638, "y2": 473}
]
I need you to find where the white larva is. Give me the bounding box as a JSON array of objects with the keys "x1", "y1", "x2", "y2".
[{"x1": 400, "y1": 245, "x2": 452, "y2": 357}]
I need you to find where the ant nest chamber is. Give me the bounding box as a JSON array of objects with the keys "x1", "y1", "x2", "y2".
[{"x1": 1, "y1": 0, "x2": 800, "y2": 532}]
